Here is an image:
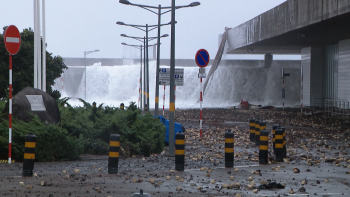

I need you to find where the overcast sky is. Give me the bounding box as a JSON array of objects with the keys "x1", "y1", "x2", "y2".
[{"x1": 1, "y1": 0, "x2": 288, "y2": 59}]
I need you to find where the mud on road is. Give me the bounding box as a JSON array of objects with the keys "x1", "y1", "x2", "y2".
[{"x1": 1, "y1": 108, "x2": 350, "y2": 197}]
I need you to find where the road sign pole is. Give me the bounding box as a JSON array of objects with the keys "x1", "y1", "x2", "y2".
[
  {"x1": 9, "y1": 55, "x2": 12, "y2": 164},
  {"x1": 195, "y1": 49, "x2": 210, "y2": 138},
  {"x1": 163, "y1": 85, "x2": 166, "y2": 116},
  {"x1": 200, "y1": 77, "x2": 203, "y2": 138},
  {"x1": 4, "y1": 25, "x2": 21, "y2": 164}
]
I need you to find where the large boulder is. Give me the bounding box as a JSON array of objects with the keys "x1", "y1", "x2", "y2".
[{"x1": 2, "y1": 87, "x2": 60, "y2": 124}]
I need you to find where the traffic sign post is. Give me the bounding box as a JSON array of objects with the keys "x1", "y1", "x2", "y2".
[
  {"x1": 195, "y1": 49, "x2": 209, "y2": 138},
  {"x1": 4, "y1": 25, "x2": 21, "y2": 164}
]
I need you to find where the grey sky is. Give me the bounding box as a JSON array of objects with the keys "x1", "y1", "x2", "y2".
[{"x1": 2, "y1": 0, "x2": 287, "y2": 59}]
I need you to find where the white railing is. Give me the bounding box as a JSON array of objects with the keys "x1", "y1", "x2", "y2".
[{"x1": 324, "y1": 99, "x2": 350, "y2": 117}]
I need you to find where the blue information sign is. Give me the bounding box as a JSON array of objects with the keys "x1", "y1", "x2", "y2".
[{"x1": 195, "y1": 49, "x2": 210, "y2": 67}]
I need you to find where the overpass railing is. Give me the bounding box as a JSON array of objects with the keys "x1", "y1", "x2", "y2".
[
  {"x1": 324, "y1": 99, "x2": 350, "y2": 117},
  {"x1": 312, "y1": 98, "x2": 330, "y2": 111}
]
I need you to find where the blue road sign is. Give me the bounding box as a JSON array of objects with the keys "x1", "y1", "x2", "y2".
[{"x1": 195, "y1": 49, "x2": 210, "y2": 67}]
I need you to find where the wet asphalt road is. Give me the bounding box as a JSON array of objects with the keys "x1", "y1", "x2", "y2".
[{"x1": 0, "y1": 108, "x2": 350, "y2": 197}]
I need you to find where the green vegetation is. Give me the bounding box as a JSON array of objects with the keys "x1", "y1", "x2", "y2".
[
  {"x1": 0, "y1": 100, "x2": 165, "y2": 161},
  {"x1": 0, "y1": 27, "x2": 67, "y2": 99}
]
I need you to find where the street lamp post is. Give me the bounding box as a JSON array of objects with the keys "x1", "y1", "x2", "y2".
[
  {"x1": 117, "y1": 21, "x2": 170, "y2": 113},
  {"x1": 122, "y1": 42, "x2": 143, "y2": 110},
  {"x1": 120, "y1": 34, "x2": 167, "y2": 112},
  {"x1": 119, "y1": 0, "x2": 200, "y2": 116},
  {"x1": 84, "y1": 49, "x2": 100, "y2": 101}
]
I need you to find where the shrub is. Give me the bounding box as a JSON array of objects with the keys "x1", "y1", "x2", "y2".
[{"x1": 0, "y1": 99, "x2": 166, "y2": 161}]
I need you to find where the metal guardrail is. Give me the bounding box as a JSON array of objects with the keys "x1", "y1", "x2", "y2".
[
  {"x1": 324, "y1": 99, "x2": 350, "y2": 117},
  {"x1": 312, "y1": 98, "x2": 330, "y2": 111}
]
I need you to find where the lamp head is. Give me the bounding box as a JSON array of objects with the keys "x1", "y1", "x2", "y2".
[
  {"x1": 189, "y1": 2, "x2": 200, "y2": 7},
  {"x1": 120, "y1": 34, "x2": 127, "y2": 37},
  {"x1": 94, "y1": 50, "x2": 100, "y2": 52},
  {"x1": 119, "y1": 0, "x2": 131, "y2": 5},
  {"x1": 121, "y1": 42, "x2": 127, "y2": 45},
  {"x1": 162, "y1": 34, "x2": 169, "y2": 38},
  {"x1": 116, "y1": 21, "x2": 125, "y2": 25}
]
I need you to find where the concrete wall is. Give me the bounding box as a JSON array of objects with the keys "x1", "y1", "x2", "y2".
[
  {"x1": 63, "y1": 57, "x2": 300, "y2": 68},
  {"x1": 227, "y1": 0, "x2": 350, "y2": 52},
  {"x1": 301, "y1": 47, "x2": 324, "y2": 106},
  {"x1": 63, "y1": 57, "x2": 213, "y2": 67},
  {"x1": 338, "y1": 39, "x2": 350, "y2": 101}
]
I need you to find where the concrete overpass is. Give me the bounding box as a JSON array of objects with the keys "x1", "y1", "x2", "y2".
[{"x1": 227, "y1": 0, "x2": 350, "y2": 107}]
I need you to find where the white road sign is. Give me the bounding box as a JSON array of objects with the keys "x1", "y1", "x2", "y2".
[{"x1": 159, "y1": 68, "x2": 184, "y2": 86}]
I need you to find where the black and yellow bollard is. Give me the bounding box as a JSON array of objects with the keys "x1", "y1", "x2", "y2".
[
  {"x1": 255, "y1": 120, "x2": 260, "y2": 146},
  {"x1": 175, "y1": 132, "x2": 185, "y2": 171},
  {"x1": 144, "y1": 104, "x2": 148, "y2": 113},
  {"x1": 275, "y1": 128, "x2": 284, "y2": 162},
  {"x1": 23, "y1": 133, "x2": 37, "y2": 177},
  {"x1": 259, "y1": 129, "x2": 269, "y2": 164},
  {"x1": 280, "y1": 127, "x2": 287, "y2": 158},
  {"x1": 120, "y1": 103, "x2": 124, "y2": 110},
  {"x1": 259, "y1": 121, "x2": 266, "y2": 132},
  {"x1": 225, "y1": 130, "x2": 234, "y2": 168},
  {"x1": 108, "y1": 134, "x2": 120, "y2": 174},
  {"x1": 272, "y1": 125, "x2": 279, "y2": 155},
  {"x1": 249, "y1": 118, "x2": 255, "y2": 142}
]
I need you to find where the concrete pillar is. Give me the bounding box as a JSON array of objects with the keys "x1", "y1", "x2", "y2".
[
  {"x1": 301, "y1": 47, "x2": 323, "y2": 106},
  {"x1": 264, "y1": 54, "x2": 273, "y2": 68},
  {"x1": 338, "y1": 39, "x2": 350, "y2": 101}
]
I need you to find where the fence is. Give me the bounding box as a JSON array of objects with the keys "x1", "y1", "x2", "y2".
[{"x1": 324, "y1": 99, "x2": 350, "y2": 117}]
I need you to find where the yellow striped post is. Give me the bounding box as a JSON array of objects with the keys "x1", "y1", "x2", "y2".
[
  {"x1": 275, "y1": 128, "x2": 284, "y2": 162},
  {"x1": 259, "y1": 129, "x2": 268, "y2": 164},
  {"x1": 23, "y1": 133, "x2": 36, "y2": 177},
  {"x1": 255, "y1": 120, "x2": 260, "y2": 146},
  {"x1": 175, "y1": 132, "x2": 185, "y2": 171},
  {"x1": 272, "y1": 125, "x2": 279, "y2": 155},
  {"x1": 280, "y1": 127, "x2": 287, "y2": 158},
  {"x1": 108, "y1": 134, "x2": 120, "y2": 174},
  {"x1": 249, "y1": 118, "x2": 255, "y2": 142},
  {"x1": 225, "y1": 130, "x2": 234, "y2": 167}
]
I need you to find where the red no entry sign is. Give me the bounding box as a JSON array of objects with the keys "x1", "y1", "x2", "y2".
[
  {"x1": 4, "y1": 25, "x2": 21, "y2": 55},
  {"x1": 195, "y1": 49, "x2": 210, "y2": 67}
]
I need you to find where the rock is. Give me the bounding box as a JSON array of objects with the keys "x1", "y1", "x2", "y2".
[
  {"x1": 289, "y1": 189, "x2": 294, "y2": 194},
  {"x1": 19, "y1": 182, "x2": 24, "y2": 186},
  {"x1": 253, "y1": 189, "x2": 259, "y2": 193},
  {"x1": 2, "y1": 87, "x2": 60, "y2": 124},
  {"x1": 293, "y1": 168, "x2": 300, "y2": 173},
  {"x1": 246, "y1": 184, "x2": 254, "y2": 190},
  {"x1": 166, "y1": 176, "x2": 170, "y2": 180},
  {"x1": 325, "y1": 179, "x2": 330, "y2": 183},
  {"x1": 74, "y1": 169, "x2": 80, "y2": 173},
  {"x1": 299, "y1": 187, "x2": 306, "y2": 192}
]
